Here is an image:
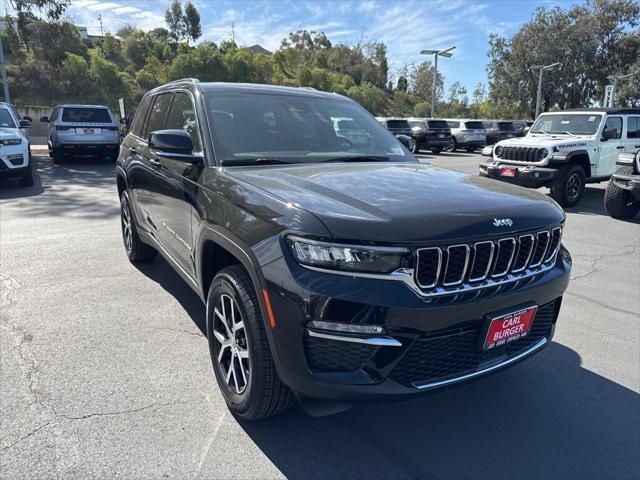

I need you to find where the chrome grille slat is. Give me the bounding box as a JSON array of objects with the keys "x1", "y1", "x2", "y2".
[{"x1": 414, "y1": 227, "x2": 562, "y2": 296}]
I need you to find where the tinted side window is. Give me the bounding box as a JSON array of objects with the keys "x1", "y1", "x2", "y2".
[
  {"x1": 627, "y1": 117, "x2": 639, "y2": 139},
  {"x1": 447, "y1": 121, "x2": 460, "y2": 128},
  {"x1": 143, "y1": 93, "x2": 172, "y2": 139},
  {"x1": 130, "y1": 96, "x2": 152, "y2": 138},
  {"x1": 604, "y1": 117, "x2": 622, "y2": 139},
  {"x1": 165, "y1": 92, "x2": 202, "y2": 151}
]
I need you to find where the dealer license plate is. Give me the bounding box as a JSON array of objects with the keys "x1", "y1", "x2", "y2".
[
  {"x1": 483, "y1": 305, "x2": 537, "y2": 350},
  {"x1": 500, "y1": 167, "x2": 517, "y2": 177}
]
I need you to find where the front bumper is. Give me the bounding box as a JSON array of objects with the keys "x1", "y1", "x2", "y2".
[
  {"x1": 0, "y1": 145, "x2": 31, "y2": 177},
  {"x1": 479, "y1": 162, "x2": 559, "y2": 188},
  {"x1": 611, "y1": 172, "x2": 640, "y2": 198},
  {"x1": 261, "y1": 249, "x2": 571, "y2": 401}
]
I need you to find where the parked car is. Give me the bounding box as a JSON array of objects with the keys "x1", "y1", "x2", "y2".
[
  {"x1": 511, "y1": 120, "x2": 529, "y2": 137},
  {"x1": 0, "y1": 102, "x2": 33, "y2": 186},
  {"x1": 406, "y1": 118, "x2": 451, "y2": 153},
  {"x1": 117, "y1": 79, "x2": 571, "y2": 420},
  {"x1": 604, "y1": 149, "x2": 640, "y2": 219},
  {"x1": 483, "y1": 120, "x2": 516, "y2": 144},
  {"x1": 444, "y1": 119, "x2": 487, "y2": 152},
  {"x1": 376, "y1": 117, "x2": 416, "y2": 151},
  {"x1": 332, "y1": 117, "x2": 372, "y2": 148},
  {"x1": 40, "y1": 104, "x2": 120, "y2": 163},
  {"x1": 480, "y1": 108, "x2": 640, "y2": 207}
]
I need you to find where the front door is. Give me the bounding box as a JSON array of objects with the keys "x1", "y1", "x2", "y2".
[
  {"x1": 596, "y1": 116, "x2": 623, "y2": 177},
  {"x1": 624, "y1": 116, "x2": 640, "y2": 153},
  {"x1": 150, "y1": 92, "x2": 204, "y2": 279}
]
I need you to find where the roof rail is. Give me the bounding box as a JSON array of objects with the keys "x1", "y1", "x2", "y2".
[{"x1": 166, "y1": 78, "x2": 200, "y2": 85}]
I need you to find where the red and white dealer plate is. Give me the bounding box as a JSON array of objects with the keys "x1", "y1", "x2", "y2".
[{"x1": 483, "y1": 305, "x2": 537, "y2": 350}]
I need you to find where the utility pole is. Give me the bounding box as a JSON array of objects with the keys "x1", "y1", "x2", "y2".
[
  {"x1": 607, "y1": 69, "x2": 640, "y2": 108},
  {"x1": 98, "y1": 14, "x2": 104, "y2": 37},
  {"x1": 530, "y1": 62, "x2": 562, "y2": 119},
  {"x1": 231, "y1": 22, "x2": 235, "y2": 43},
  {"x1": 0, "y1": 36, "x2": 9, "y2": 103},
  {"x1": 420, "y1": 46, "x2": 455, "y2": 118}
]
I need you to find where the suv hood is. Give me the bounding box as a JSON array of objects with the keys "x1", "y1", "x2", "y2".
[
  {"x1": 497, "y1": 135, "x2": 594, "y2": 150},
  {"x1": 226, "y1": 163, "x2": 564, "y2": 243},
  {"x1": 0, "y1": 127, "x2": 22, "y2": 141}
]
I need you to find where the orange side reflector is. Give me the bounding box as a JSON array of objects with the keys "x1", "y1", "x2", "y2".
[{"x1": 262, "y1": 289, "x2": 276, "y2": 328}]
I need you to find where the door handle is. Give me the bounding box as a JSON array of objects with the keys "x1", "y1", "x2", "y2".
[
  {"x1": 616, "y1": 146, "x2": 625, "y2": 150},
  {"x1": 635, "y1": 145, "x2": 640, "y2": 148},
  {"x1": 148, "y1": 158, "x2": 161, "y2": 167}
]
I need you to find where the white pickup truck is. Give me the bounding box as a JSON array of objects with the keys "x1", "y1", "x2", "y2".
[{"x1": 480, "y1": 108, "x2": 640, "y2": 207}]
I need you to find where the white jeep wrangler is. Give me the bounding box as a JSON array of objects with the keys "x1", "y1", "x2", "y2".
[{"x1": 480, "y1": 108, "x2": 640, "y2": 207}]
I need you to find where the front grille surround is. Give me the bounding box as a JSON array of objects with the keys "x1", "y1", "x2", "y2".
[
  {"x1": 496, "y1": 146, "x2": 549, "y2": 163},
  {"x1": 414, "y1": 227, "x2": 562, "y2": 297}
]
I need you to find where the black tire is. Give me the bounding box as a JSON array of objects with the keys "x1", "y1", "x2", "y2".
[
  {"x1": 447, "y1": 138, "x2": 457, "y2": 152},
  {"x1": 19, "y1": 164, "x2": 34, "y2": 187},
  {"x1": 466, "y1": 147, "x2": 475, "y2": 153},
  {"x1": 604, "y1": 167, "x2": 640, "y2": 219},
  {"x1": 411, "y1": 142, "x2": 419, "y2": 154},
  {"x1": 207, "y1": 265, "x2": 294, "y2": 420},
  {"x1": 550, "y1": 164, "x2": 586, "y2": 208},
  {"x1": 119, "y1": 190, "x2": 157, "y2": 262},
  {"x1": 431, "y1": 148, "x2": 442, "y2": 154}
]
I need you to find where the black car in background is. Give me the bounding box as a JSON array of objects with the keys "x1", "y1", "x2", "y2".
[
  {"x1": 483, "y1": 120, "x2": 517, "y2": 144},
  {"x1": 376, "y1": 117, "x2": 416, "y2": 151},
  {"x1": 406, "y1": 118, "x2": 451, "y2": 153},
  {"x1": 511, "y1": 120, "x2": 528, "y2": 137},
  {"x1": 116, "y1": 79, "x2": 571, "y2": 419}
]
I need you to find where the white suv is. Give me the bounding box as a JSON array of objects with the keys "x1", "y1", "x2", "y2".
[
  {"x1": 480, "y1": 108, "x2": 640, "y2": 207},
  {"x1": 0, "y1": 102, "x2": 33, "y2": 187}
]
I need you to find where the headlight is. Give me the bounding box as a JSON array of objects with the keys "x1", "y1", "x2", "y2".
[
  {"x1": 0, "y1": 138, "x2": 22, "y2": 146},
  {"x1": 537, "y1": 148, "x2": 549, "y2": 161},
  {"x1": 286, "y1": 236, "x2": 409, "y2": 273},
  {"x1": 494, "y1": 146, "x2": 503, "y2": 157}
]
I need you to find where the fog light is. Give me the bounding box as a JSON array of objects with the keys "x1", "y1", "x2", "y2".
[{"x1": 307, "y1": 320, "x2": 385, "y2": 335}]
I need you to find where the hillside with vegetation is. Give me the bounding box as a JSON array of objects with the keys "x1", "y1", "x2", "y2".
[{"x1": 1, "y1": 0, "x2": 638, "y2": 118}]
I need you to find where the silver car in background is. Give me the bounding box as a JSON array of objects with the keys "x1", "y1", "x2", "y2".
[
  {"x1": 443, "y1": 119, "x2": 487, "y2": 152},
  {"x1": 41, "y1": 104, "x2": 120, "y2": 163}
]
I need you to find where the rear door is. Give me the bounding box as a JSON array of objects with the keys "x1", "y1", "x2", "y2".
[
  {"x1": 151, "y1": 91, "x2": 204, "y2": 278},
  {"x1": 624, "y1": 115, "x2": 640, "y2": 153},
  {"x1": 597, "y1": 116, "x2": 623, "y2": 177}
]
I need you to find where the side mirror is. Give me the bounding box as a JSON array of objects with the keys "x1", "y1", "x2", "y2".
[
  {"x1": 19, "y1": 119, "x2": 31, "y2": 128},
  {"x1": 396, "y1": 134, "x2": 413, "y2": 151},
  {"x1": 40, "y1": 116, "x2": 49, "y2": 123},
  {"x1": 119, "y1": 117, "x2": 127, "y2": 124},
  {"x1": 23, "y1": 116, "x2": 32, "y2": 122},
  {"x1": 602, "y1": 129, "x2": 616, "y2": 141},
  {"x1": 148, "y1": 129, "x2": 199, "y2": 162}
]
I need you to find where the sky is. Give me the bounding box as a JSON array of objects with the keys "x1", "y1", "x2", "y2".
[{"x1": 64, "y1": 0, "x2": 582, "y2": 95}]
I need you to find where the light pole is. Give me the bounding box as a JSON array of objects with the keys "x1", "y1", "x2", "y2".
[
  {"x1": 530, "y1": 62, "x2": 562, "y2": 119},
  {"x1": 607, "y1": 69, "x2": 640, "y2": 108},
  {"x1": 420, "y1": 46, "x2": 455, "y2": 118},
  {"x1": 0, "y1": 36, "x2": 9, "y2": 103}
]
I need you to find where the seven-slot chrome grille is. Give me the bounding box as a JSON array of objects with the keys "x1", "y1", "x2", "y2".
[
  {"x1": 416, "y1": 227, "x2": 562, "y2": 295},
  {"x1": 496, "y1": 146, "x2": 548, "y2": 162}
]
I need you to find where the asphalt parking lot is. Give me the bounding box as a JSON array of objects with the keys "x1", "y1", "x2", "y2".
[{"x1": 1, "y1": 152, "x2": 639, "y2": 479}]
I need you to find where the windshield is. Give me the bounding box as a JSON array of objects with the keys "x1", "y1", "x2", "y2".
[
  {"x1": 61, "y1": 107, "x2": 112, "y2": 123},
  {"x1": 530, "y1": 114, "x2": 603, "y2": 135},
  {"x1": 498, "y1": 122, "x2": 515, "y2": 131},
  {"x1": 0, "y1": 108, "x2": 18, "y2": 128},
  {"x1": 464, "y1": 121, "x2": 484, "y2": 130},
  {"x1": 205, "y1": 93, "x2": 415, "y2": 164},
  {"x1": 408, "y1": 120, "x2": 427, "y2": 129},
  {"x1": 386, "y1": 120, "x2": 410, "y2": 129}
]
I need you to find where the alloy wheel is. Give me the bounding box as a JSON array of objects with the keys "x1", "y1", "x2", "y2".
[
  {"x1": 212, "y1": 293, "x2": 251, "y2": 394},
  {"x1": 121, "y1": 197, "x2": 133, "y2": 253},
  {"x1": 566, "y1": 173, "x2": 582, "y2": 201}
]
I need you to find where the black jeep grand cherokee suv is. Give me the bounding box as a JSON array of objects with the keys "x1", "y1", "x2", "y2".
[{"x1": 116, "y1": 80, "x2": 571, "y2": 419}]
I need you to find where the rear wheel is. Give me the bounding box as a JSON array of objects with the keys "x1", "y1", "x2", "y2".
[
  {"x1": 207, "y1": 265, "x2": 294, "y2": 420},
  {"x1": 604, "y1": 167, "x2": 640, "y2": 219},
  {"x1": 446, "y1": 138, "x2": 457, "y2": 152},
  {"x1": 550, "y1": 164, "x2": 586, "y2": 208},
  {"x1": 120, "y1": 190, "x2": 157, "y2": 262}
]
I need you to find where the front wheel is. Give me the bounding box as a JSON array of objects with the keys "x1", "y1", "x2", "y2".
[
  {"x1": 19, "y1": 164, "x2": 34, "y2": 187},
  {"x1": 207, "y1": 265, "x2": 294, "y2": 420},
  {"x1": 445, "y1": 138, "x2": 457, "y2": 152},
  {"x1": 550, "y1": 164, "x2": 586, "y2": 208},
  {"x1": 604, "y1": 167, "x2": 640, "y2": 219}
]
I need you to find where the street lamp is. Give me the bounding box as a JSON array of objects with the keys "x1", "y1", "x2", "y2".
[
  {"x1": 420, "y1": 46, "x2": 455, "y2": 118},
  {"x1": 607, "y1": 69, "x2": 640, "y2": 108},
  {"x1": 530, "y1": 62, "x2": 562, "y2": 119}
]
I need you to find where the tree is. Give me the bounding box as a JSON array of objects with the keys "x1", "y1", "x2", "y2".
[
  {"x1": 487, "y1": 0, "x2": 639, "y2": 116},
  {"x1": 165, "y1": 0, "x2": 186, "y2": 42},
  {"x1": 7, "y1": 0, "x2": 68, "y2": 43},
  {"x1": 396, "y1": 76, "x2": 408, "y2": 92},
  {"x1": 409, "y1": 61, "x2": 443, "y2": 100},
  {"x1": 184, "y1": 1, "x2": 202, "y2": 43}
]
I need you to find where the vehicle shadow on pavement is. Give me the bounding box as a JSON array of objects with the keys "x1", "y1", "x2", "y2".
[
  {"x1": 134, "y1": 258, "x2": 207, "y2": 336},
  {"x1": 565, "y1": 186, "x2": 640, "y2": 223},
  {"x1": 239, "y1": 342, "x2": 639, "y2": 480},
  {"x1": 0, "y1": 156, "x2": 119, "y2": 218}
]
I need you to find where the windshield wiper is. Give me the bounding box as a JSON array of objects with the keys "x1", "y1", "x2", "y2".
[
  {"x1": 219, "y1": 157, "x2": 293, "y2": 166},
  {"x1": 531, "y1": 130, "x2": 550, "y2": 136},
  {"x1": 323, "y1": 155, "x2": 390, "y2": 163}
]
